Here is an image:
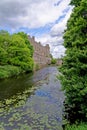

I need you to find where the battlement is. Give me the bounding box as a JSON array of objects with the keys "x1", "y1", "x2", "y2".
[{"x1": 28, "y1": 35, "x2": 51, "y2": 67}]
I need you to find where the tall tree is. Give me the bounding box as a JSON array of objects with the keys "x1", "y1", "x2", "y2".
[
  {"x1": 17, "y1": 32, "x2": 34, "y2": 57},
  {"x1": 0, "y1": 30, "x2": 34, "y2": 75},
  {"x1": 0, "y1": 30, "x2": 10, "y2": 64},
  {"x1": 70, "y1": 0, "x2": 81, "y2": 6},
  {"x1": 8, "y1": 33, "x2": 34, "y2": 71},
  {"x1": 59, "y1": 0, "x2": 87, "y2": 123}
]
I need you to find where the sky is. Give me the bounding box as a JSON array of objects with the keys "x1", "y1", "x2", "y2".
[{"x1": 0, "y1": 0, "x2": 73, "y2": 58}]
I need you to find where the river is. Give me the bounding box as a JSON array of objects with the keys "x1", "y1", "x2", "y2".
[{"x1": 0, "y1": 66, "x2": 64, "y2": 130}]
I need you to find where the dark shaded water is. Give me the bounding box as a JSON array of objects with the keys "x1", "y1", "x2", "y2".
[{"x1": 0, "y1": 66, "x2": 64, "y2": 130}]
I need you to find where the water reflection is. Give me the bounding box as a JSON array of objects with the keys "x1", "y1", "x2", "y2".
[
  {"x1": 0, "y1": 67, "x2": 64, "y2": 130},
  {"x1": 0, "y1": 72, "x2": 33, "y2": 100}
]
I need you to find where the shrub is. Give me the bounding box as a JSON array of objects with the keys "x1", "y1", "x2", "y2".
[{"x1": 59, "y1": 0, "x2": 87, "y2": 123}]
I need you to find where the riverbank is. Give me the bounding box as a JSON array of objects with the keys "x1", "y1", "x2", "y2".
[
  {"x1": 0, "y1": 65, "x2": 21, "y2": 79},
  {"x1": 0, "y1": 65, "x2": 33, "y2": 79},
  {"x1": 0, "y1": 64, "x2": 52, "y2": 79},
  {"x1": 66, "y1": 123, "x2": 87, "y2": 130}
]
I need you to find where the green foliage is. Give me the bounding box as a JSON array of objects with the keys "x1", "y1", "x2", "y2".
[
  {"x1": 0, "y1": 30, "x2": 34, "y2": 78},
  {"x1": 51, "y1": 58, "x2": 57, "y2": 64},
  {"x1": 0, "y1": 30, "x2": 11, "y2": 64},
  {"x1": 70, "y1": 0, "x2": 81, "y2": 6},
  {"x1": 17, "y1": 32, "x2": 34, "y2": 57},
  {"x1": 0, "y1": 65, "x2": 21, "y2": 78},
  {"x1": 66, "y1": 123, "x2": 87, "y2": 130},
  {"x1": 59, "y1": 0, "x2": 87, "y2": 123}
]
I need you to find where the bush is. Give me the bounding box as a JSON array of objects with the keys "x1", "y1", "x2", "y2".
[
  {"x1": 66, "y1": 123, "x2": 87, "y2": 130},
  {"x1": 59, "y1": 0, "x2": 87, "y2": 123},
  {"x1": 0, "y1": 31, "x2": 34, "y2": 78},
  {"x1": 0, "y1": 65, "x2": 21, "y2": 78},
  {"x1": 51, "y1": 58, "x2": 57, "y2": 64}
]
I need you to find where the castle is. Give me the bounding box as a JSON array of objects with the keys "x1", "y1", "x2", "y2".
[{"x1": 28, "y1": 35, "x2": 51, "y2": 67}]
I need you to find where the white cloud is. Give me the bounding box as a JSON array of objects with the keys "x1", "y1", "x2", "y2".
[
  {"x1": 0, "y1": 0, "x2": 72, "y2": 29},
  {"x1": 50, "y1": 6, "x2": 73, "y2": 36},
  {"x1": 34, "y1": 0, "x2": 73, "y2": 58},
  {"x1": 47, "y1": 6, "x2": 73, "y2": 58},
  {"x1": 0, "y1": 0, "x2": 73, "y2": 58},
  {"x1": 35, "y1": 4, "x2": 73, "y2": 58},
  {"x1": 52, "y1": 45, "x2": 66, "y2": 58}
]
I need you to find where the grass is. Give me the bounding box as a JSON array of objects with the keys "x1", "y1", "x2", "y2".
[{"x1": 66, "y1": 123, "x2": 87, "y2": 130}]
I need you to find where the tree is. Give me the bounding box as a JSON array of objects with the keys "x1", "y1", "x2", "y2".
[
  {"x1": 51, "y1": 58, "x2": 57, "y2": 64},
  {"x1": 70, "y1": 0, "x2": 81, "y2": 6},
  {"x1": 59, "y1": 0, "x2": 87, "y2": 123},
  {"x1": 7, "y1": 33, "x2": 34, "y2": 71},
  {"x1": 0, "y1": 30, "x2": 11, "y2": 64},
  {"x1": 17, "y1": 32, "x2": 34, "y2": 57},
  {"x1": 0, "y1": 30, "x2": 34, "y2": 78}
]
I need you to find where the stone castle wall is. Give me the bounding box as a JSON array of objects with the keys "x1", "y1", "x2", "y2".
[{"x1": 28, "y1": 35, "x2": 51, "y2": 67}]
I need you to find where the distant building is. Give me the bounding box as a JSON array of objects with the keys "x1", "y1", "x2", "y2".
[
  {"x1": 56, "y1": 59, "x2": 62, "y2": 66},
  {"x1": 28, "y1": 35, "x2": 51, "y2": 67}
]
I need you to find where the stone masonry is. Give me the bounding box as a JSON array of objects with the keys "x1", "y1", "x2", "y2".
[{"x1": 28, "y1": 35, "x2": 51, "y2": 67}]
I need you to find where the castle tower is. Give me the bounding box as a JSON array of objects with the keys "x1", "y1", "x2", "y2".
[{"x1": 28, "y1": 35, "x2": 51, "y2": 67}]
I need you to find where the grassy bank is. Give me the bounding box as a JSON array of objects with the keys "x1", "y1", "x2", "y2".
[
  {"x1": 0, "y1": 65, "x2": 22, "y2": 79},
  {"x1": 66, "y1": 123, "x2": 87, "y2": 130}
]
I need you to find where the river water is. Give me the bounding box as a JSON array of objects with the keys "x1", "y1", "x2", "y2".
[{"x1": 0, "y1": 66, "x2": 64, "y2": 130}]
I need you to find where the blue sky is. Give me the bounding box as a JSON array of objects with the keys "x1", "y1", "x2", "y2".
[{"x1": 0, "y1": 0, "x2": 73, "y2": 58}]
